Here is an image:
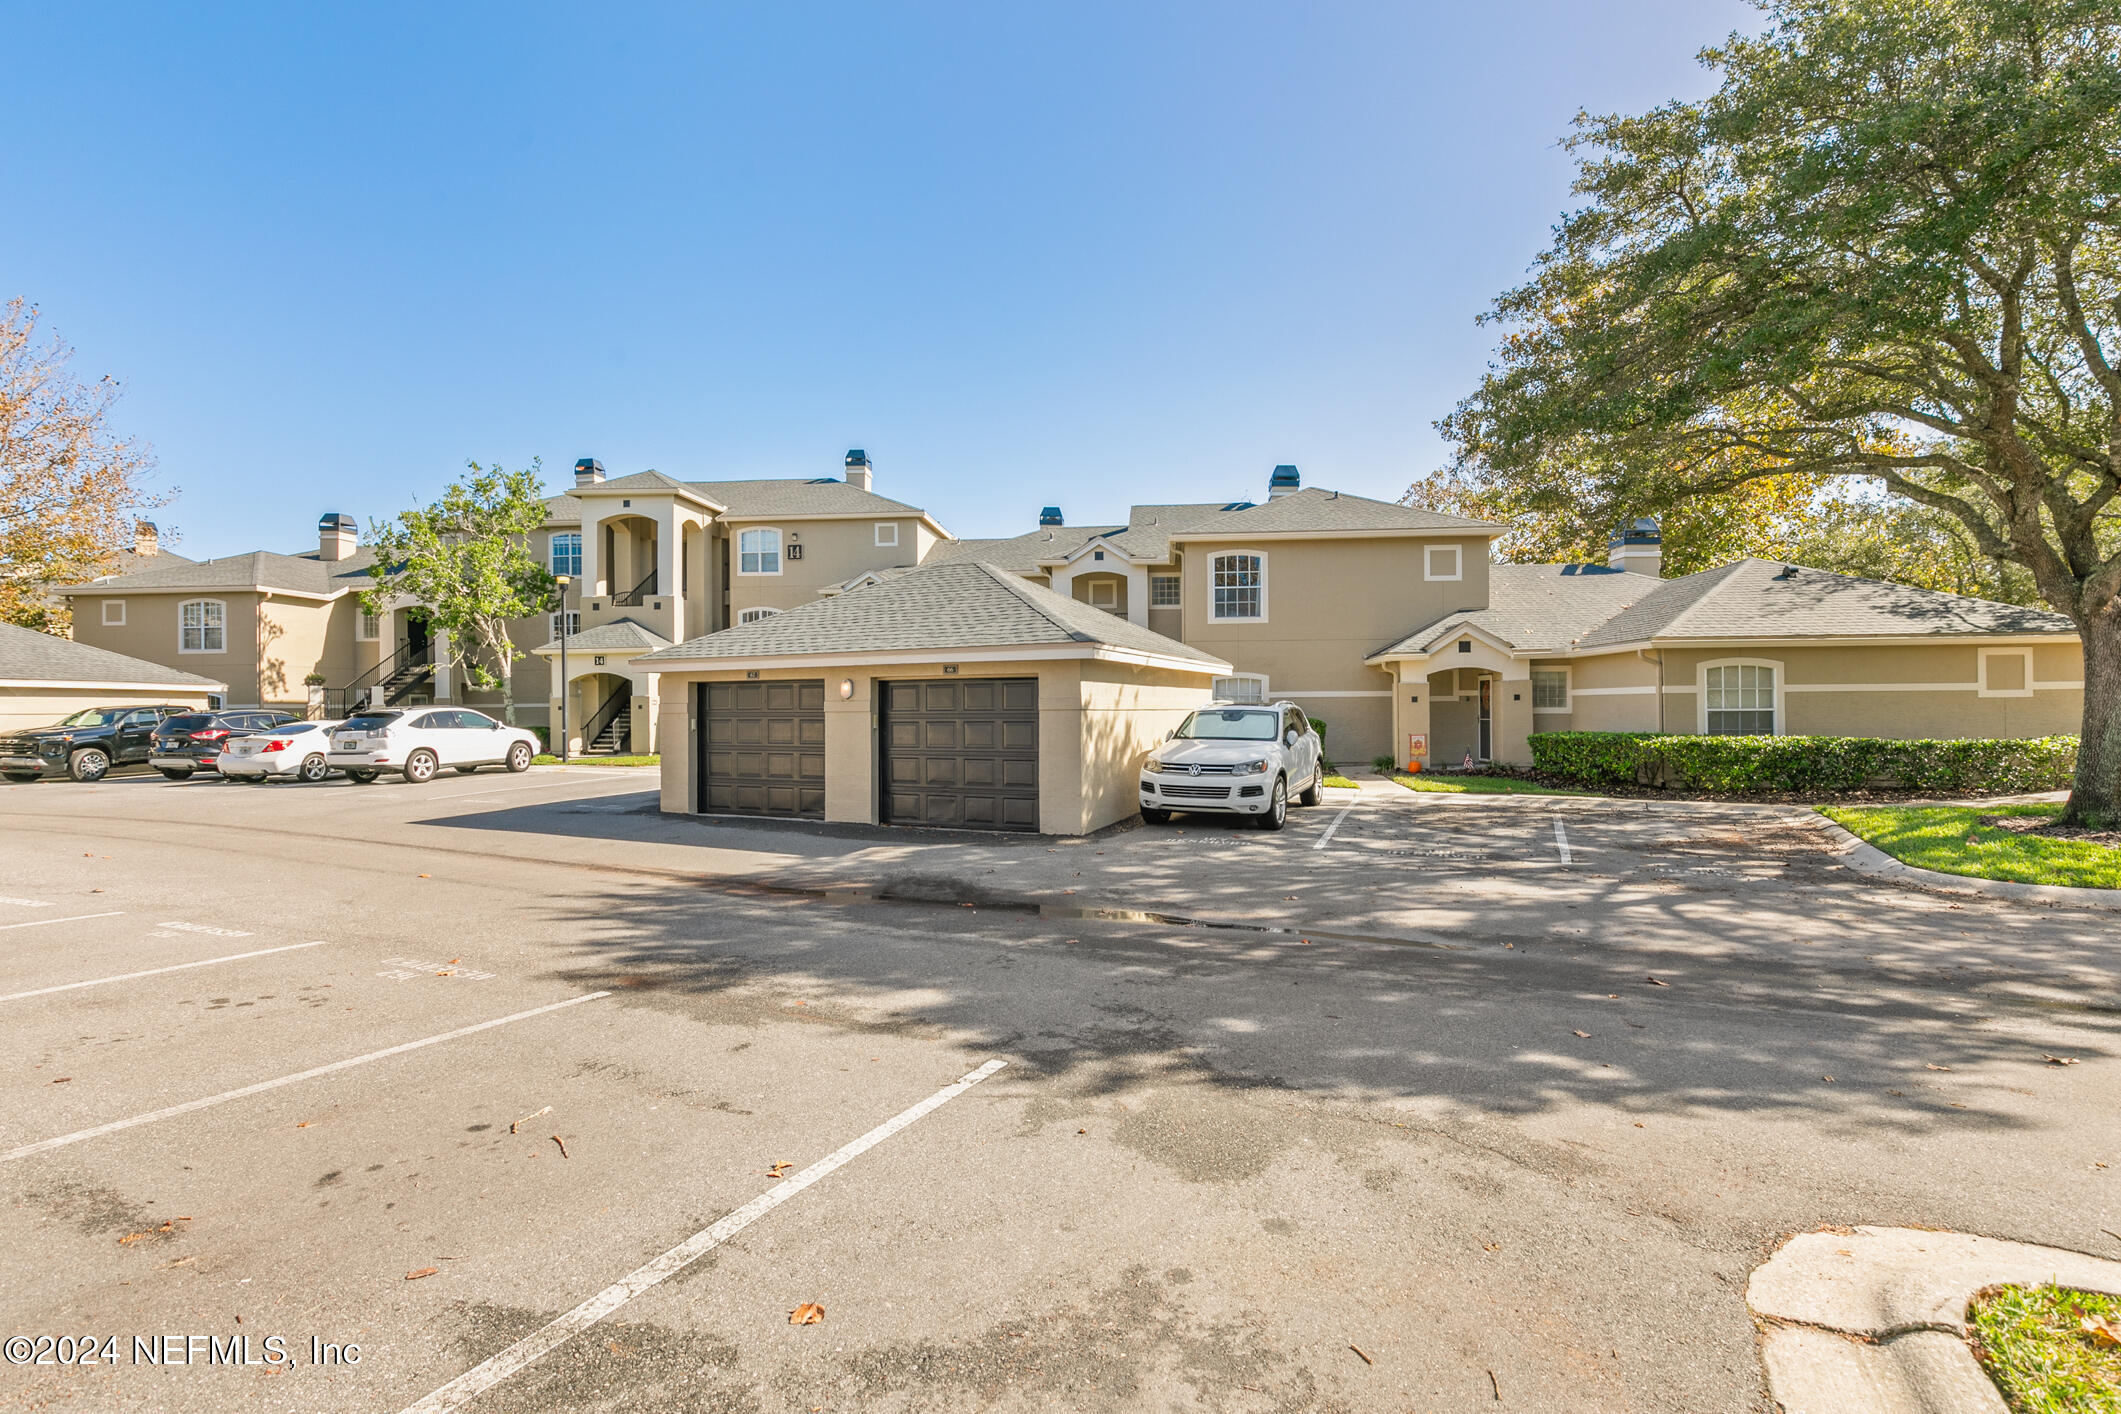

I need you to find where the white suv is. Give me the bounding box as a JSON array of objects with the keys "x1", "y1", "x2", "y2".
[
  {"x1": 1138, "y1": 701, "x2": 1324, "y2": 831},
  {"x1": 326, "y1": 708, "x2": 539, "y2": 784}
]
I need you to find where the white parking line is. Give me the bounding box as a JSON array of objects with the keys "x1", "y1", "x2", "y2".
[
  {"x1": 399, "y1": 1058, "x2": 1009, "y2": 1414},
  {"x1": 1552, "y1": 819, "x2": 1572, "y2": 864},
  {"x1": 0, "y1": 939, "x2": 331, "y2": 1004},
  {"x1": 0, "y1": 992, "x2": 610, "y2": 1164},
  {"x1": 0, "y1": 896, "x2": 53, "y2": 908},
  {"x1": 0, "y1": 911, "x2": 124, "y2": 932},
  {"x1": 1313, "y1": 803, "x2": 1356, "y2": 851}
]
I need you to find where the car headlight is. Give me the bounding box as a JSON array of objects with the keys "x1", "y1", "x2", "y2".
[
  {"x1": 1234, "y1": 759, "x2": 1271, "y2": 774},
  {"x1": 1142, "y1": 757, "x2": 1167, "y2": 774}
]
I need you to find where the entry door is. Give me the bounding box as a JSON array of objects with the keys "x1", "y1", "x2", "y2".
[
  {"x1": 698, "y1": 680, "x2": 825, "y2": 818},
  {"x1": 1477, "y1": 677, "x2": 1492, "y2": 761},
  {"x1": 880, "y1": 678, "x2": 1039, "y2": 831}
]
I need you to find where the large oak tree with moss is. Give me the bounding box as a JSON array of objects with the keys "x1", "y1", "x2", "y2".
[{"x1": 1441, "y1": 0, "x2": 2121, "y2": 824}]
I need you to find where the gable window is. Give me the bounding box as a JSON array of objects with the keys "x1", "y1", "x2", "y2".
[
  {"x1": 1210, "y1": 553, "x2": 1265, "y2": 621},
  {"x1": 738, "y1": 528, "x2": 782, "y2": 575},
  {"x1": 1425, "y1": 544, "x2": 1463, "y2": 581},
  {"x1": 738, "y1": 606, "x2": 781, "y2": 625},
  {"x1": 101, "y1": 600, "x2": 126, "y2": 627},
  {"x1": 550, "y1": 532, "x2": 582, "y2": 577},
  {"x1": 874, "y1": 523, "x2": 899, "y2": 547},
  {"x1": 1211, "y1": 673, "x2": 1268, "y2": 704},
  {"x1": 1703, "y1": 662, "x2": 1777, "y2": 735},
  {"x1": 1150, "y1": 574, "x2": 1180, "y2": 607},
  {"x1": 357, "y1": 611, "x2": 380, "y2": 641},
  {"x1": 178, "y1": 599, "x2": 226, "y2": 654},
  {"x1": 1531, "y1": 668, "x2": 1570, "y2": 711},
  {"x1": 549, "y1": 610, "x2": 580, "y2": 639}
]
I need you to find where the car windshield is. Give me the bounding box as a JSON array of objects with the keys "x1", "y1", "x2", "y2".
[
  {"x1": 1172, "y1": 709, "x2": 1279, "y2": 741},
  {"x1": 52, "y1": 708, "x2": 126, "y2": 727},
  {"x1": 340, "y1": 714, "x2": 401, "y2": 732},
  {"x1": 162, "y1": 715, "x2": 213, "y2": 731}
]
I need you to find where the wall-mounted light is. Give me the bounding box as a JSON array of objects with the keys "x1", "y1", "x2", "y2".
[
  {"x1": 839, "y1": 678, "x2": 854, "y2": 700},
  {"x1": 942, "y1": 665, "x2": 958, "y2": 674}
]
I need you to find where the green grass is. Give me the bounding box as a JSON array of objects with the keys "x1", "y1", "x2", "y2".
[
  {"x1": 1820, "y1": 803, "x2": 2121, "y2": 890},
  {"x1": 1318, "y1": 759, "x2": 1359, "y2": 789},
  {"x1": 534, "y1": 753, "x2": 660, "y2": 768},
  {"x1": 1969, "y1": 1284, "x2": 2121, "y2": 1413},
  {"x1": 1389, "y1": 772, "x2": 1593, "y2": 797}
]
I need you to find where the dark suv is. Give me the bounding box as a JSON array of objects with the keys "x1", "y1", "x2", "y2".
[
  {"x1": 0, "y1": 705, "x2": 193, "y2": 783},
  {"x1": 149, "y1": 710, "x2": 301, "y2": 780}
]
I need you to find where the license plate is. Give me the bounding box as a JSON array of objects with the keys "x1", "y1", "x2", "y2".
[{"x1": 335, "y1": 737, "x2": 364, "y2": 749}]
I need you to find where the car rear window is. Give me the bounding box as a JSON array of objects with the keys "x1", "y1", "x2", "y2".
[
  {"x1": 272, "y1": 722, "x2": 318, "y2": 736},
  {"x1": 340, "y1": 714, "x2": 402, "y2": 731},
  {"x1": 162, "y1": 715, "x2": 213, "y2": 731}
]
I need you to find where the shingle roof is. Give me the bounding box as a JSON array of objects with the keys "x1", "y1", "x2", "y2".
[
  {"x1": 637, "y1": 561, "x2": 1227, "y2": 667},
  {"x1": 1170, "y1": 487, "x2": 1499, "y2": 537},
  {"x1": 61, "y1": 547, "x2": 379, "y2": 598},
  {"x1": 530, "y1": 618, "x2": 673, "y2": 654},
  {"x1": 0, "y1": 622, "x2": 226, "y2": 689},
  {"x1": 1573, "y1": 559, "x2": 2073, "y2": 647},
  {"x1": 1373, "y1": 563, "x2": 1659, "y2": 656},
  {"x1": 547, "y1": 474, "x2": 933, "y2": 522},
  {"x1": 923, "y1": 525, "x2": 1124, "y2": 573}
]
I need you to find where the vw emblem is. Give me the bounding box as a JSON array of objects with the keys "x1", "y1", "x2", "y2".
[{"x1": 1187, "y1": 763, "x2": 1201, "y2": 776}]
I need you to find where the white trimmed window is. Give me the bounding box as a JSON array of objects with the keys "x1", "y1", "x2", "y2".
[
  {"x1": 178, "y1": 599, "x2": 225, "y2": 654},
  {"x1": 101, "y1": 600, "x2": 126, "y2": 627},
  {"x1": 1211, "y1": 673, "x2": 1268, "y2": 704},
  {"x1": 738, "y1": 606, "x2": 781, "y2": 624},
  {"x1": 1150, "y1": 574, "x2": 1180, "y2": 606},
  {"x1": 549, "y1": 532, "x2": 582, "y2": 577},
  {"x1": 549, "y1": 610, "x2": 580, "y2": 639},
  {"x1": 1209, "y1": 553, "x2": 1265, "y2": 621},
  {"x1": 738, "y1": 528, "x2": 782, "y2": 575},
  {"x1": 357, "y1": 611, "x2": 380, "y2": 641},
  {"x1": 1424, "y1": 544, "x2": 1463, "y2": 581},
  {"x1": 1531, "y1": 668, "x2": 1570, "y2": 711},
  {"x1": 1703, "y1": 662, "x2": 1778, "y2": 735},
  {"x1": 874, "y1": 522, "x2": 899, "y2": 547}
]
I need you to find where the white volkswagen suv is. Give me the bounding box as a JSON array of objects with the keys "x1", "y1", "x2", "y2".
[
  {"x1": 325, "y1": 708, "x2": 538, "y2": 784},
  {"x1": 1138, "y1": 701, "x2": 1324, "y2": 830}
]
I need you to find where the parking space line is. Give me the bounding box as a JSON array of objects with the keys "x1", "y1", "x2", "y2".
[
  {"x1": 0, "y1": 911, "x2": 124, "y2": 932},
  {"x1": 0, "y1": 939, "x2": 331, "y2": 1004},
  {"x1": 0, "y1": 992, "x2": 611, "y2": 1164},
  {"x1": 399, "y1": 1058, "x2": 1009, "y2": 1414},
  {"x1": 1552, "y1": 819, "x2": 1572, "y2": 864},
  {"x1": 1313, "y1": 803, "x2": 1356, "y2": 851}
]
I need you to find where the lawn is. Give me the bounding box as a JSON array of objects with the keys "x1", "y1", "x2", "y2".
[
  {"x1": 534, "y1": 753, "x2": 660, "y2": 768},
  {"x1": 1820, "y1": 803, "x2": 2121, "y2": 890},
  {"x1": 1389, "y1": 772, "x2": 1593, "y2": 797},
  {"x1": 1969, "y1": 1284, "x2": 2121, "y2": 1413},
  {"x1": 1318, "y1": 760, "x2": 1359, "y2": 789}
]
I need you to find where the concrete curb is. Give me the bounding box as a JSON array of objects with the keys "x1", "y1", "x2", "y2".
[
  {"x1": 1748, "y1": 1226, "x2": 2121, "y2": 1414},
  {"x1": 1812, "y1": 816, "x2": 2121, "y2": 913}
]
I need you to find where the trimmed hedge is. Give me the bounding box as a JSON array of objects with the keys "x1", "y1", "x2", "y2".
[{"x1": 1528, "y1": 731, "x2": 2078, "y2": 795}]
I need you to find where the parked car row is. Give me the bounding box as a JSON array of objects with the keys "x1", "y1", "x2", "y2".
[{"x1": 0, "y1": 704, "x2": 539, "y2": 784}]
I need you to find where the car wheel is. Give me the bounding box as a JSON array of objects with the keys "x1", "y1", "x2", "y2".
[
  {"x1": 1140, "y1": 806, "x2": 1172, "y2": 825},
  {"x1": 403, "y1": 749, "x2": 438, "y2": 784},
  {"x1": 1298, "y1": 772, "x2": 1322, "y2": 807},
  {"x1": 3, "y1": 771, "x2": 37, "y2": 783},
  {"x1": 67, "y1": 748, "x2": 110, "y2": 783},
  {"x1": 505, "y1": 741, "x2": 532, "y2": 773},
  {"x1": 454, "y1": 765, "x2": 480, "y2": 775},
  {"x1": 1257, "y1": 775, "x2": 1288, "y2": 831},
  {"x1": 299, "y1": 754, "x2": 329, "y2": 783},
  {"x1": 156, "y1": 768, "x2": 193, "y2": 781},
  {"x1": 345, "y1": 769, "x2": 378, "y2": 784}
]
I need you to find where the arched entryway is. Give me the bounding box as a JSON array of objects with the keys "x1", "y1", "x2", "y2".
[{"x1": 569, "y1": 671, "x2": 636, "y2": 755}]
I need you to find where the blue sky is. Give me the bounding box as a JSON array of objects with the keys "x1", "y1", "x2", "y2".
[{"x1": 7, "y1": 1, "x2": 1755, "y2": 559}]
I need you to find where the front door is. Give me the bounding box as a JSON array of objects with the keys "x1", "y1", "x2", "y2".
[
  {"x1": 405, "y1": 611, "x2": 431, "y2": 662},
  {"x1": 1477, "y1": 677, "x2": 1492, "y2": 761}
]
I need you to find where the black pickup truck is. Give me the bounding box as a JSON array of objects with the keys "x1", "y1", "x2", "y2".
[{"x1": 0, "y1": 704, "x2": 192, "y2": 783}]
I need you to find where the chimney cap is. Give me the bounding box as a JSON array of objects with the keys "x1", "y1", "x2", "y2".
[
  {"x1": 845, "y1": 449, "x2": 870, "y2": 466},
  {"x1": 1267, "y1": 465, "x2": 1301, "y2": 498},
  {"x1": 1609, "y1": 516, "x2": 1661, "y2": 546},
  {"x1": 319, "y1": 512, "x2": 356, "y2": 531},
  {"x1": 1039, "y1": 506, "x2": 1064, "y2": 527},
  {"x1": 574, "y1": 457, "x2": 605, "y2": 484}
]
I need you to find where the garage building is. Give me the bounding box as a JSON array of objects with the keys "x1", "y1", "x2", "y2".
[
  {"x1": 637, "y1": 561, "x2": 1230, "y2": 834},
  {"x1": 0, "y1": 622, "x2": 227, "y2": 732}
]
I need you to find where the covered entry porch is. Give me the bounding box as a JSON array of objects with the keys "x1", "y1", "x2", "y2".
[{"x1": 530, "y1": 619, "x2": 672, "y2": 757}]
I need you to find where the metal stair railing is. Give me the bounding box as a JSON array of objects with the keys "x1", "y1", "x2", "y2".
[
  {"x1": 327, "y1": 636, "x2": 433, "y2": 718},
  {"x1": 579, "y1": 687, "x2": 631, "y2": 755},
  {"x1": 612, "y1": 569, "x2": 658, "y2": 607}
]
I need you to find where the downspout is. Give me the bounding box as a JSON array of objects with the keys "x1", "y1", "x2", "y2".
[{"x1": 1638, "y1": 648, "x2": 1665, "y2": 734}]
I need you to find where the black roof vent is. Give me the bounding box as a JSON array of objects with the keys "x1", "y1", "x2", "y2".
[
  {"x1": 1773, "y1": 564, "x2": 1799, "y2": 580},
  {"x1": 1220, "y1": 500, "x2": 1256, "y2": 513},
  {"x1": 1039, "y1": 506, "x2": 1064, "y2": 527}
]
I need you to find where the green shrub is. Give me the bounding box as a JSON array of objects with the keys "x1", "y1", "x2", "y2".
[
  {"x1": 1308, "y1": 717, "x2": 1327, "y2": 747},
  {"x1": 1371, "y1": 754, "x2": 1398, "y2": 773},
  {"x1": 1528, "y1": 731, "x2": 2077, "y2": 795}
]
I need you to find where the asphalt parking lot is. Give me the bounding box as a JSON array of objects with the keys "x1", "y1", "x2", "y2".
[{"x1": 2, "y1": 767, "x2": 2117, "y2": 1412}]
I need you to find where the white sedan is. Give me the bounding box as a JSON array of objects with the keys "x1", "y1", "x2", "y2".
[
  {"x1": 217, "y1": 720, "x2": 343, "y2": 783},
  {"x1": 325, "y1": 707, "x2": 538, "y2": 784}
]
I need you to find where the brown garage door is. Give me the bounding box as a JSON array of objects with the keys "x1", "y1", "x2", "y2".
[
  {"x1": 881, "y1": 677, "x2": 1039, "y2": 831},
  {"x1": 697, "y1": 680, "x2": 825, "y2": 818}
]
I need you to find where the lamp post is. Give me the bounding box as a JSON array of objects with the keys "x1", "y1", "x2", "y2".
[{"x1": 554, "y1": 575, "x2": 572, "y2": 765}]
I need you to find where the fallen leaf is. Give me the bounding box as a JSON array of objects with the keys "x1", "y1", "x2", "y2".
[
  {"x1": 1572, "y1": 1030, "x2": 1590, "y2": 1038},
  {"x1": 447, "y1": 958, "x2": 460, "y2": 964},
  {"x1": 1625, "y1": 1021, "x2": 1647, "y2": 1029},
  {"x1": 790, "y1": 1302, "x2": 825, "y2": 1325},
  {"x1": 1077, "y1": 1128, "x2": 1087, "y2": 1135},
  {"x1": 2083, "y1": 1314, "x2": 2121, "y2": 1347},
  {"x1": 1349, "y1": 1343, "x2": 1374, "y2": 1365},
  {"x1": 1888, "y1": 1089, "x2": 1906, "y2": 1097},
  {"x1": 1633, "y1": 1122, "x2": 1645, "y2": 1128},
  {"x1": 1646, "y1": 976, "x2": 1669, "y2": 987},
  {"x1": 767, "y1": 1162, "x2": 792, "y2": 1179},
  {"x1": 418, "y1": 874, "x2": 431, "y2": 879},
  {"x1": 1822, "y1": 1076, "x2": 1835, "y2": 1083},
  {"x1": 2044, "y1": 1055, "x2": 2080, "y2": 1066},
  {"x1": 1926, "y1": 1063, "x2": 1952, "y2": 1071},
  {"x1": 551, "y1": 1134, "x2": 569, "y2": 1159},
  {"x1": 50, "y1": 1077, "x2": 70, "y2": 1084},
  {"x1": 117, "y1": 1233, "x2": 146, "y2": 1246},
  {"x1": 405, "y1": 1267, "x2": 438, "y2": 1281}
]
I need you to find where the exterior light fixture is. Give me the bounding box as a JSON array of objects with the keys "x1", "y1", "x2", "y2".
[{"x1": 839, "y1": 678, "x2": 854, "y2": 700}]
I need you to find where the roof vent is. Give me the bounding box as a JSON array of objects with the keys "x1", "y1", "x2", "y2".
[
  {"x1": 574, "y1": 458, "x2": 605, "y2": 487},
  {"x1": 1039, "y1": 506, "x2": 1064, "y2": 527},
  {"x1": 844, "y1": 449, "x2": 873, "y2": 493},
  {"x1": 318, "y1": 511, "x2": 358, "y2": 563},
  {"x1": 1773, "y1": 564, "x2": 1799, "y2": 580},
  {"x1": 1267, "y1": 465, "x2": 1301, "y2": 500}
]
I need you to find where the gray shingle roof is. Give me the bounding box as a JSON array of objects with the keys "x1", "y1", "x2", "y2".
[
  {"x1": 531, "y1": 618, "x2": 673, "y2": 654},
  {"x1": 1573, "y1": 559, "x2": 2074, "y2": 647},
  {"x1": 1170, "y1": 487, "x2": 1499, "y2": 537},
  {"x1": 1374, "y1": 563, "x2": 1659, "y2": 656},
  {"x1": 0, "y1": 622, "x2": 226, "y2": 689},
  {"x1": 637, "y1": 561, "x2": 1226, "y2": 667},
  {"x1": 61, "y1": 547, "x2": 379, "y2": 598},
  {"x1": 547, "y1": 474, "x2": 933, "y2": 522},
  {"x1": 923, "y1": 525, "x2": 1125, "y2": 573}
]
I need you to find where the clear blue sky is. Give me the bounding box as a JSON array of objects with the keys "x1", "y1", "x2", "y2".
[{"x1": 7, "y1": 1, "x2": 1755, "y2": 559}]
